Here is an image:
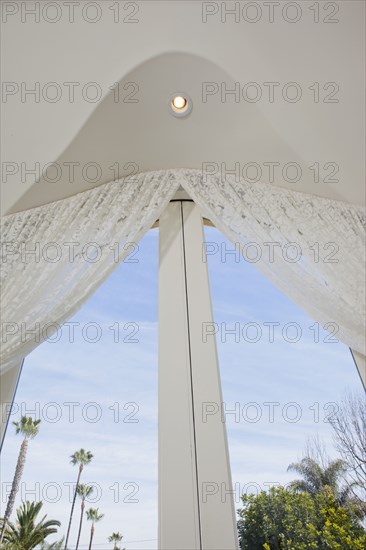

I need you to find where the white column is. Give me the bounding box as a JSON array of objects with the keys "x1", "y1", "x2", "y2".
[
  {"x1": 158, "y1": 199, "x2": 238, "y2": 550},
  {"x1": 0, "y1": 361, "x2": 23, "y2": 451},
  {"x1": 350, "y1": 349, "x2": 366, "y2": 390}
]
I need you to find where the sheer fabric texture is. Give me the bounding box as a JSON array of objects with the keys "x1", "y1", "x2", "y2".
[
  {"x1": 1, "y1": 169, "x2": 365, "y2": 374},
  {"x1": 182, "y1": 170, "x2": 366, "y2": 357},
  {"x1": 0, "y1": 171, "x2": 180, "y2": 373}
]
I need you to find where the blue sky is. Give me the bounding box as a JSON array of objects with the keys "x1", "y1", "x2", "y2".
[{"x1": 0, "y1": 224, "x2": 362, "y2": 550}]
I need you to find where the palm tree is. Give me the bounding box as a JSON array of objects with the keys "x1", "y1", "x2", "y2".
[
  {"x1": 287, "y1": 456, "x2": 352, "y2": 505},
  {"x1": 64, "y1": 449, "x2": 93, "y2": 550},
  {"x1": 40, "y1": 538, "x2": 65, "y2": 549},
  {"x1": 86, "y1": 508, "x2": 104, "y2": 550},
  {"x1": 0, "y1": 416, "x2": 41, "y2": 544},
  {"x1": 2, "y1": 501, "x2": 60, "y2": 549},
  {"x1": 75, "y1": 484, "x2": 94, "y2": 550},
  {"x1": 108, "y1": 531, "x2": 124, "y2": 549}
]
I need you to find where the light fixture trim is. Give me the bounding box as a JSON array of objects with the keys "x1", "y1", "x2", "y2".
[{"x1": 169, "y1": 92, "x2": 193, "y2": 118}]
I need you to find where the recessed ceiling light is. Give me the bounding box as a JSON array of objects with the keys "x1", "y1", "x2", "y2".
[
  {"x1": 169, "y1": 93, "x2": 192, "y2": 118},
  {"x1": 172, "y1": 96, "x2": 186, "y2": 110}
]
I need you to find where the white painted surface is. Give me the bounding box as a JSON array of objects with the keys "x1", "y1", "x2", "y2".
[
  {"x1": 351, "y1": 350, "x2": 366, "y2": 391},
  {"x1": 158, "y1": 201, "x2": 200, "y2": 549},
  {"x1": 0, "y1": 360, "x2": 22, "y2": 449},
  {"x1": 1, "y1": 1, "x2": 365, "y2": 213},
  {"x1": 159, "y1": 200, "x2": 238, "y2": 549}
]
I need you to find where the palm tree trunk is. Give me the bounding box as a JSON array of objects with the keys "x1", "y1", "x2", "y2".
[
  {"x1": 88, "y1": 524, "x2": 95, "y2": 550},
  {"x1": 64, "y1": 464, "x2": 83, "y2": 550},
  {"x1": 75, "y1": 500, "x2": 85, "y2": 550},
  {"x1": 0, "y1": 437, "x2": 28, "y2": 544}
]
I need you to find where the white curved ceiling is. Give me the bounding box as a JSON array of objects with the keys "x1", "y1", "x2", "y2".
[{"x1": 1, "y1": 1, "x2": 365, "y2": 214}]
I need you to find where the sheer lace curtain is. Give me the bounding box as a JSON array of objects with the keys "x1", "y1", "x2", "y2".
[
  {"x1": 1, "y1": 168, "x2": 365, "y2": 375},
  {"x1": 181, "y1": 170, "x2": 366, "y2": 357},
  {"x1": 0, "y1": 170, "x2": 180, "y2": 373}
]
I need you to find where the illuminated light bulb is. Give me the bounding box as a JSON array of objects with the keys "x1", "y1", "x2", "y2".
[
  {"x1": 169, "y1": 93, "x2": 192, "y2": 117},
  {"x1": 172, "y1": 96, "x2": 187, "y2": 110}
]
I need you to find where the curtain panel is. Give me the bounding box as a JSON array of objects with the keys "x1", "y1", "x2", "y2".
[
  {"x1": 182, "y1": 170, "x2": 365, "y2": 357},
  {"x1": 0, "y1": 170, "x2": 180, "y2": 373}
]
